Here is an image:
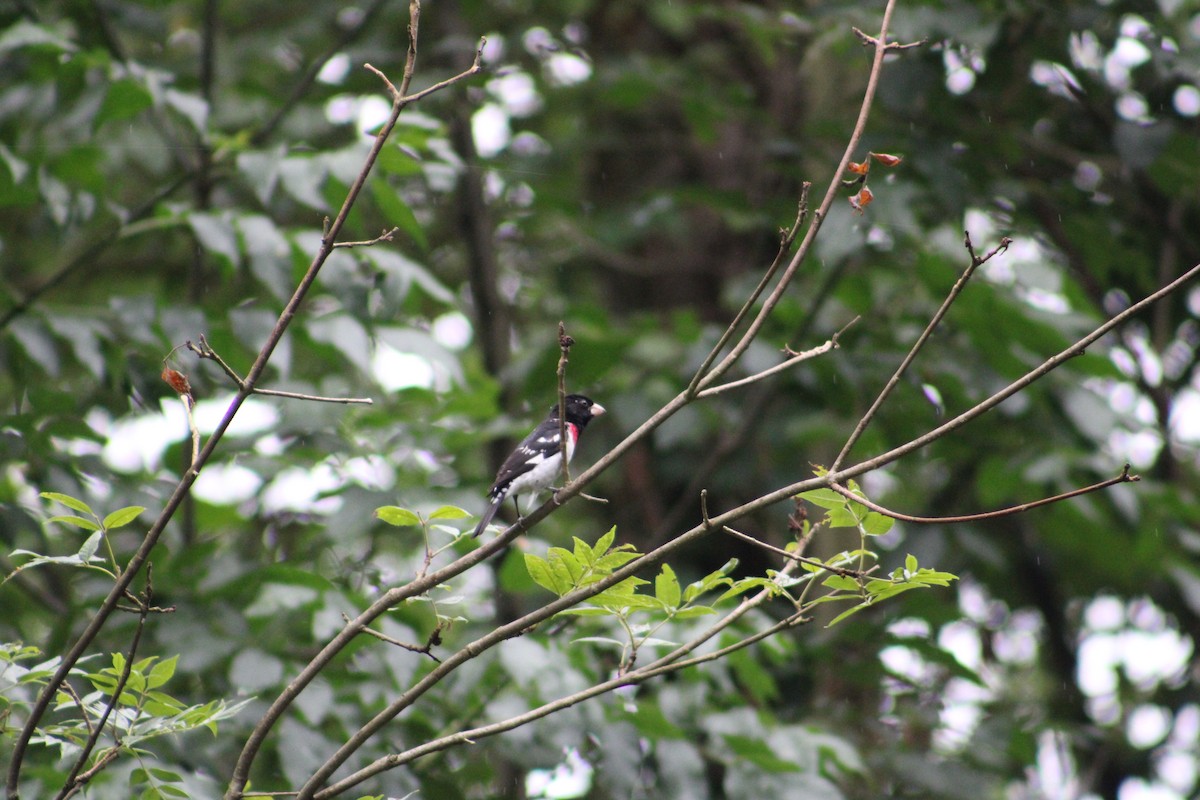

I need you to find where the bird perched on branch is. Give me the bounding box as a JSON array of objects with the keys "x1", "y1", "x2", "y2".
[{"x1": 472, "y1": 394, "x2": 606, "y2": 538}]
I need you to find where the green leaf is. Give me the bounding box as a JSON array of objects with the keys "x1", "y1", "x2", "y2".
[
  {"x1": 593, "y1": 547, "x2": 642, "y2": 571},
  {"x1": 905, "y1": 553, "x2": 918, "y2": 573},
  {"x1": 722, "y1": 734, "x2": 801, "y2": 773},
  {"x1": 822, "y1": 575, "x2": 860, "y2": 592},
  {"x1": 76, "y1": 531, "x2": 103, "y2": 563},
  {"x1": 593, "y1": 526, "x2": 617, "y2": 556},
  {"x1": 47, "y1": 514, "x2": 101, "y2": 532},
  {"x1": 672, "y1": 605, "x2": 717, "y2": 619},
  {"x1": 622, "y1": 701, "x2": 687, "y2": 739},
  {"x1": 547, "y1": 547, "x2": 585, "y2": 586},
  {"x1": 716, "y1": 577, "x2": 777, "y2": 603},
  {"x1": 147, "y1": 655, "x2": 178, "y2": 689},
  {"x1": 557, "y1": 607, "x2": 613, "y2": 617},
  {"x1": 103, "y1": 505, "x2": 145, "y2": 530},
  {"x1": 148, "y1": 768, "x2": 183, "y2": 783},
  {"x1": 525, "y1": 553, "x2": 565, "y2": 596},
  {"x1": 187, "y1": 211, "x2": 240, "y2": 269},
  {"x1": 826, "y1": 602, "x2": 872, "y2": 627},
  {"x1": 0, "y1": 21, "x2": 76, "y2": 55},
  {"x1": 572, "y1": 536, "x2": 596, "y2": 568},
  {"x1": 862, "y1": 512, "x2": 894, "y2": 535},
  {"x1": 376, "y1": 506, "x2": 421, "y2": 527},
  {"x1": 97, "y1": 79, "x2": 154, "y2": 126},
  {"x1": 428, "y1": 505, "x2": 470, "y2": 520},
  {"x1": 798, "y1": 488, "x2": 844, "y2": 510},
  {"x1": 41, "y1": 492, "x2": 94, "y2": 516},
  {"x1": 369, "y1": 178, "x2": 428, "y2": 250},
  {"x1": 684, "y1": 560, "x2": 736, "y2": 602},
  {"x1": 827, "y1": 506, "x2": 863, "y2": 528},
  {"x1": 655, "y1": 564, "x2": 681, "y2": 609}
]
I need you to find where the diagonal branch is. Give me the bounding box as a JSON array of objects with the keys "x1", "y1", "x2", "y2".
[
  {"x1": 686, "y1": 183, "x2": 811, "y2": 397},
  {"x1": 830, "y1": 231, "x2": 1010, "y2": 472},
  {"x1": 695, "y1": 316, "x2": 858, "y2": 399},
  {"x1": 55, "y1": 587, "x2": 151, "y2": 800},
  {"x1": 7, "y1": 7, "x2": 484, "y2": 799},
  {"x1": 694, "y1": 0, "x2": 906, "y2": 392},
  {"x1": 312, "y1": 568, "x2": 808, "y2": 798}
]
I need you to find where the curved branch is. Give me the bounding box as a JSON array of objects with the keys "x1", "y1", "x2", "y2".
[{"x1": 829, "y1": 465, "x2": 1139, "y2": 524}]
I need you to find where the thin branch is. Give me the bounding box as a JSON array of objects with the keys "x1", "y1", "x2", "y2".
[
  {"x1": 58, "y1": 749, "x2": 120, "y2": 800},
  {"x1": 399, "y1": 38, "x2": 486, "y2": 104},
  {"x1": 255, "y1": 255, "x2": 1198, "y2": 800},
  {"x1": 251, "y1": 0, "x2": 390, "y2": 146},
  {"x1": 696, "y1": 316, "x2": 858, "y2": 399},
  {"x1": 830, "y1": 465, "x2": 1139, "y2": 524},
  {"x1": 56, "y1": 591, "x2": 150, "y2": 800},
  {"x1": 557, "y1": 322, "x2": 574, "y2": 484},
  {"x1": 694, "y1": 0, "x2": 904, "y2": 392},
  {"x1": 750, "y1": 259, "x2": 1200, "y2": 511},
  {"x1": 57, "y1": 682, "x2": 93, "y2": 740},
  {"x1": 315, "y1": 606, "x2": 809, "y2": 797},
  {"x1": 686, "y1": 183, "x2": 811, "y2": 397},
  {"x1": 830, "y1": 231, "x2": 1010, "y2": 472},
  {"x1": 345, "y1": 614, "x2": 443, "y2": 663},
  {"x1": 332, "y1": 227, "x2": 400, "y2": 248},
  {"x1": 720, "y1": 525, "x2": 859, "y2": 577},
  {"x1": 219, "y1": 10, "x2": 485, "y2": 797},
  {"x1": 187, "y1": 336, "x2": 374, "y2": 405},
  {"x1": 8, "y1": 5, "x2": 483, "y2": 795},
  {"x1": 851, "y1": 26, "x2": 927, "y2": 50},
  {"x1": 314, "y1": 562, "x2": 807, "y2": 797}
]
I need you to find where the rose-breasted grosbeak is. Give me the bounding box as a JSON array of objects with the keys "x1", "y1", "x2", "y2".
[{"x1": 472, "y1": 394, "x2": 606, "y2": 538}]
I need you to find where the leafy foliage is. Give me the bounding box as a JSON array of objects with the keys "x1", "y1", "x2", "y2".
[{"x1": 2, "y1": 0, "x2": 1199, "y2": 799}]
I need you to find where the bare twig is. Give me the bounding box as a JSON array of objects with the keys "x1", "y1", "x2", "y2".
[
  {"x1": 331, "y1": 227, "x2": 400, "y2": 248},
  {"x1": 830, "y1": 232, "x2": 1011, "y2": 472},
  {"x1": 58, "y1": 749, "x2": 120, "y2": 800},
  {"x1": 851, "y1": 26, "x2": 926, "y2": 50},
  {"x1": 830, "y1": 465, "x2": 1139, "y2": 524},
  {"x1": 187, "y1": 336, "x2": 374, "y2": 405},
  {"x1": 686, "y1": 183, "x2": 811, "y2": 397},
  {"x1": 557, "y1": 322, "x2": 574, "y2": 484},
  {"x1": 720, "y1": 525, "x2": 859, "y2": 577},
  {"x1": 344, "y1": 614, "x2": 443, "y2": 663},
  {"x1": 696, "y1": 316, "x2": 859, "y2": 398}
]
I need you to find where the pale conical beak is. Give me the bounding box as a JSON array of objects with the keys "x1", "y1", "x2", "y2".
[{"x1": 591, "y1": 403, "x2": 606, "y2": 416}]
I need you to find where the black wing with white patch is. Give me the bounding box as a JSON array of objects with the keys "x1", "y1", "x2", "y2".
[{"x1": 488, "y1": 419, "x2": 571, "y2": 500}]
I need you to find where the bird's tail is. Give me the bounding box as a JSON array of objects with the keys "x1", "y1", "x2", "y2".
[{"x1": 472, "y1": 498, "x2": 503, "y2": 538}]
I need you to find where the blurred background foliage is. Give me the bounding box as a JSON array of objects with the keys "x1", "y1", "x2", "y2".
[{"x1": 2, "y1": 0, "x2": 1199, "y2": 798}]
